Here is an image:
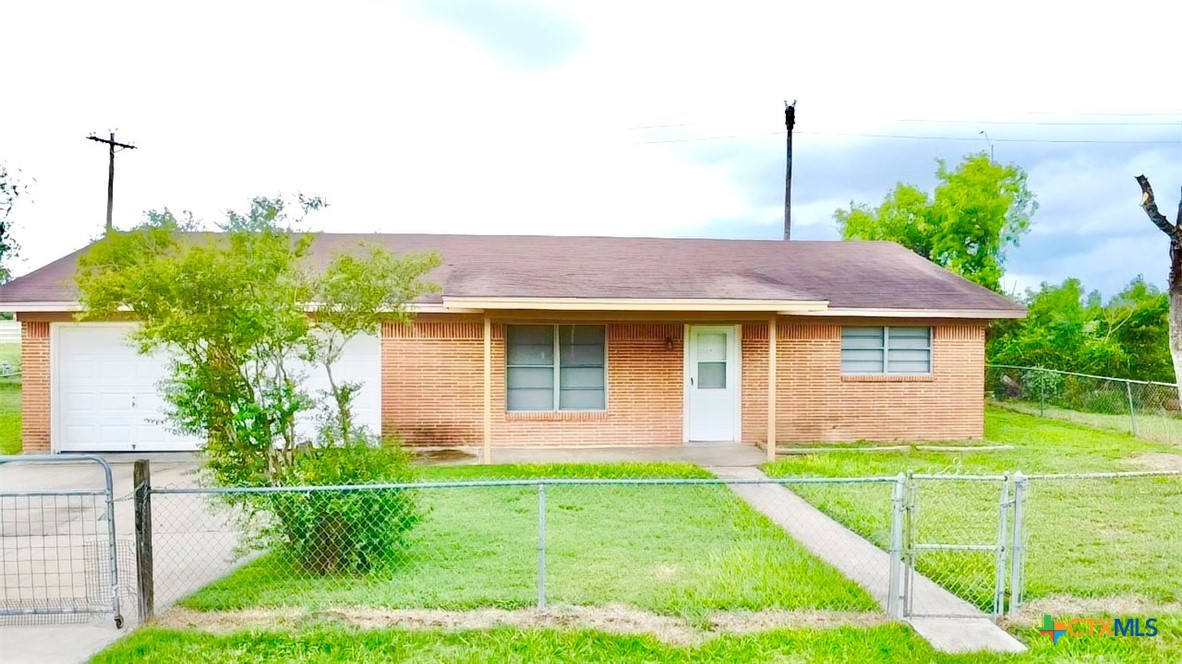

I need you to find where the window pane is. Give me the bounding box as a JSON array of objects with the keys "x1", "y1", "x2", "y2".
[
  {"x1": 508, "y1": 343, "x2": 554, "y2": 366},
  {"x1": 888, "y1": 349, "x2": 931, "y2": 374},
  {"x1": 507, "y1": 326, "x2": 554, "y2": 366},
  {"x1": 560, "y1": 388, "x2": 605, "y2": 410},
  {"x1": 888, "y1": 327, "x2": 931, "y2": 349},
  {"x1": 508, "y1": 325, "x2": 553, "y2": 345},
  {"x1": 560, "y1": 344, "x2": 605, "y2": 366},
  {"x1": 842, "y1": 348, "x2": 885, "y2": 374},
  {"x1": 559, "y1": 366, "x2": 604, "y2": 389},
  {"x1": 508, "y1": 388, "x2": 553, "y2": 411},
  {"x1": 842, "y1": 327, "x2": 884, "y2": 349},
  {"x1": 698, "y1": 361, "x2": 726, "y2": 388},
  {"x1": 560, "y1": 325, "x2": 605, "y2": 345},
  {"x1": 507, "y1": 366, "x2": 554, "y2": 389},
  {"x1": 696, "y1": 333, "x2": 727, "y2": 362}
]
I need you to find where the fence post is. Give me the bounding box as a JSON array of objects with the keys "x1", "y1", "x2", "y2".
[
  {"x1": 903, "y1": 471, "x2": 916, "y2": 618},
  {"x1": 133, "y1": 460, "x2": 155, "y2": 624},
  {"x1": 537, "y1": 482, "x2": 546, "y2": 609},
  {"x1": 992, "y1": 474, "x2": 1011, "y2": 623},
  {"x1": 887, "y1": 472, "x2": 906, "y2": 618},
  {"x1": 1008, "y1": 472, "x2": 1026, "y2": 622},
  {"x1": 1125, "y1": 380, "x2": 1138, "y2": 437}
]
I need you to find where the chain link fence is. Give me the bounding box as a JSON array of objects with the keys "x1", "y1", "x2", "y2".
[
  {"x1": 139, "y1": 474, "x2": 903, "y2": 627},
  {"x1": 0, "y1": 456, "x2": 125, "y2": 626},
  {"x1": 1007, "y1": 470, "x2": 1182, "y2": 623},
  {"x1": 5, "y1": 456, "x2": 1177, "y2": 641},
  {"x1": 987, "y1": 364, "x2": 1181, "y2": 444}
]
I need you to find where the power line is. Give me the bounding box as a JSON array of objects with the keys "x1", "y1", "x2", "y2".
[
  {"x1": 896, "y1": 118, "x2": 1181, "y2": 127},
  {"x1": 635, "y1": 130, "x2": 1181, "y2": 146}
]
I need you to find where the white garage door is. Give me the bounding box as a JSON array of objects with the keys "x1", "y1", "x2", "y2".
[{"x1": 53, "y1": 323, "x2": 381, "y2": 453}]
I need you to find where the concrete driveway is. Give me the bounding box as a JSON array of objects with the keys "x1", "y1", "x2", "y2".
[{"x1": 0, "y1": 454, "x2": 242, "y2": 664}]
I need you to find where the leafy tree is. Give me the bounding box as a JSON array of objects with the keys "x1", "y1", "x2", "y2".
[
  {"x1": 309, "y1": 247, "x2": 440, "y2": 443},
  {"x1": 0, "y1": 162, "x2": 31, "y2": 283},
  {"x1": 75, "y1": 197, "x2": 441, "y2": 573},
  {"x1": 836, "y1": 152, "x2": 1037, "y2": 292},
  {"x1": 988, "y1": 276, "x2": 1173, "y2": 383}
]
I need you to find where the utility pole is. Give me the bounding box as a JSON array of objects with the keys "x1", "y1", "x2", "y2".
[
  {"x1": 86, "y1": 131, "x2": 137, "y2": 232},
  {"x1": 783, "y1": 100, "x2": 797, "y2": 240}
]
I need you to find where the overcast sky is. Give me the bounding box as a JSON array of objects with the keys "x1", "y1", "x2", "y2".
[{"x1": 2, "y1": 0, "x2": 1180, "y2": 298}]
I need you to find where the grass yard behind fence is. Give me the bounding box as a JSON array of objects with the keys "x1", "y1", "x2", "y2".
[
  {"x1": 993, "y1": 400, "x2": 1181, "y2": 445},
  {"x1": 180, "y1": 463, "x2": 876, "y2": 618},
  {"x1": 0, "y1": 382, "x2": 19, "y2": 456},
  {"x1": 766, "y1": 408, "x2": 1182, "y2": 607}
]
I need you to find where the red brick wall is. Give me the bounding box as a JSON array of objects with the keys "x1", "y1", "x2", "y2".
[
  {"x1": 20, "y1": 321, "x2": 51, "y2": 453},
  {"x1": 742, "y1": 320, "x2": 986, "y2": 443},
  {"x1": 382, "y1": 317, "x2": 985, "y2": 447},
  {"x1": 382, "y1": 319, "x2": 485, "y2": 445}
]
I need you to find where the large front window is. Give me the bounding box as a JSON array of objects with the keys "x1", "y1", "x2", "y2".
[{"x1": 506, "y1": 325, "x2": 606, "y2": 411}]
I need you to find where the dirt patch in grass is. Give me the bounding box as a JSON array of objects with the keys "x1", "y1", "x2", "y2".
[
  {"x1": 1127, "y1": 453, "x2": 1182, "y2": 472},
  {"x1": 1013, "y1": 595, "x2": 1182, "y2": 624},
  {"x1": 411, "y1": 449, "x2": 477, "y2": 464},
  {"x1": 155, "y1": 605, "x2": 889, "y2": 645}
]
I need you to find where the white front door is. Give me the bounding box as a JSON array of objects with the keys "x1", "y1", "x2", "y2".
[{"x1": 685, "y1": 325, "x2": 739, "y2": 442}]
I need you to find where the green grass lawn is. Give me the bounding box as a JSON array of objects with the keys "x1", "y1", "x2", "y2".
[
  {"x1": 994, "y1": 400, "x2": 1181, "y2": 445},
  {"x1": 0, "y1": 343, "x2": 20, "y2": 455},
  {"x1": 0, "y1": 382, "x2": 20, "y2": 456},
  {"x1": 765, "y1": 408, "x2": 1182, "y2": 607},
  {"x1": 181, "y1": 463, "x2": 876, "y2": 618},
  {"x1": 92, "y1": 619, "x2": 1182, "y2": 663}
]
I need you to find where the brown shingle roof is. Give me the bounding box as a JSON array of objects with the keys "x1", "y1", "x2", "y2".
[{"x1": 0, "y1": 234, "x2": 1025, "y2": 315}]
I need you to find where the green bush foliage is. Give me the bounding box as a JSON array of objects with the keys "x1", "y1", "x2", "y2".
[{"x1": 267, "y1": 438, "x2": 419, "y2": 574}]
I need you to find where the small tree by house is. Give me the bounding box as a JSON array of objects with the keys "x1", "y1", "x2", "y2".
[{"x1": 75, "y1": 196, "x2": 441, "y2": 573}]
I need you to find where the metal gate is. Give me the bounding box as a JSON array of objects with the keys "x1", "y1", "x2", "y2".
[
  {"x1": 0, "y1": 455, "x2": 124, "y2": 626},
  {"x1": 893, "y1": 473, "x2": 1012, "y2": 621}
]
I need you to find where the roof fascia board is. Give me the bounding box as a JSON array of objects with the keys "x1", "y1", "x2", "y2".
[{"x1": 789, "y1": 307, "x2": 1026, "y2": 319}]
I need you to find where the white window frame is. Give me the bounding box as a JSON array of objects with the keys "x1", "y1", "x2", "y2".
[
  {"x1": 505, "y1": 324, "x2": 608, "y2": 412},
  {"x1": 840, "y1": 326, "x2": 932, "y2": 375}
]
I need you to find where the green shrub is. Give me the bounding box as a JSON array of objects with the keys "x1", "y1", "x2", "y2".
[{"x1": 262, "y1": 437, "x2": 419, "y2": 575}]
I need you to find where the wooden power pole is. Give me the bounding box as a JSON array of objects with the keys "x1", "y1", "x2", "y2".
[
  {"x1": 86, "y1": 132, "x2": 137, "y2": 232},
  {"x1": 783, "y1": 101, "x2": 797, "y2": 240}
]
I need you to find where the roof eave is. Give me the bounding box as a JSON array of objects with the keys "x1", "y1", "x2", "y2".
[{"x1": 792, "y1": 307, "x2": 1027, "y2": 319}]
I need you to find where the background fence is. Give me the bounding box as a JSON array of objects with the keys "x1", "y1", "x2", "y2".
[{"x1": 987, "y1": 364, "x2": 1181, "y2": 444}]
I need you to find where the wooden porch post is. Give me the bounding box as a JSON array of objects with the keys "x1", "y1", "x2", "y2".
[
  {"x1": 483, "y1": 316, "x2": 492, "y2": 464},
  {"x1": 767, "y1": 317, "x2": 777, "y2": 463}
]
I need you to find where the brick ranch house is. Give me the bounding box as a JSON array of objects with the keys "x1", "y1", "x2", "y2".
[{"x1": 0, "y1": 234, "x2": 1024, "y2": 460}]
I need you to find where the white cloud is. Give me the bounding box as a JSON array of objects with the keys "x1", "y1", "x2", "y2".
[{"x1": 2, "y1": 0, "x2": 1180, "y2": 288}]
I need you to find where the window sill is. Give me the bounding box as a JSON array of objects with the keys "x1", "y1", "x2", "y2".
[
  {"x1": 841, "y1": 374, "x2": 936, "y2": 383},
  {"x1": 506, "y1": 411, "x2": 610, "y2": 422}
]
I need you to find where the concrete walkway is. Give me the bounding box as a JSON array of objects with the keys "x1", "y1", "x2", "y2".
[{"x1": 707, "y1": 466, "x2": 1025, "y2": 654}]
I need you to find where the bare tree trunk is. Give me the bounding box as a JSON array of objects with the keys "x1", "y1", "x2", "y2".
[
  {"x1": 1171, "y1": 289, "x2": 1182, "y2": 400},
  {"x1": 1135, "y1": 175, "x2": 1182, "y2": 402}
]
